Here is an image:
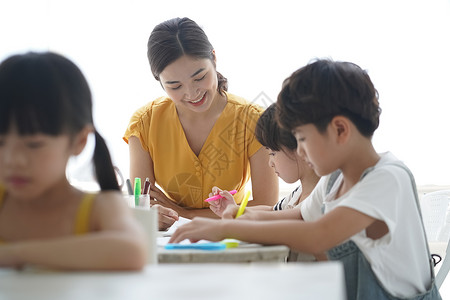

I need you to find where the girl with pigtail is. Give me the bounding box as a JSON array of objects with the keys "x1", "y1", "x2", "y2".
[{"x1": 0, "y1": 52, "x2": 147, "y2": 270}]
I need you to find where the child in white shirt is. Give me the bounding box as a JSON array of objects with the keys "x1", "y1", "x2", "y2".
[{"x1": 169, "y1": 59, "x2": 440, "y2": 299}]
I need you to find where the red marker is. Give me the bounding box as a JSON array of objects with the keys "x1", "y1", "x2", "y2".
[{"x1": 143, "y1": 178, "x2": 151, "y2": 194}]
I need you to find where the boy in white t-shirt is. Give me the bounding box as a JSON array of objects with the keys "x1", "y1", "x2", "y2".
[{"x1": 169, "y1": 59, "x2": 441, "y2": 299}]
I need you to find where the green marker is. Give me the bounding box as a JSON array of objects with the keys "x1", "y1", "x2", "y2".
[{"x1": 134, "y1": 177, "x2": 141, "y2": 206}]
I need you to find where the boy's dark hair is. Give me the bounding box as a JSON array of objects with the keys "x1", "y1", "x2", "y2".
[
  {"x1": 148, "y1": 17, "x2": 228, "y2": 95},
  {"x1": 255, "y1": 104, "x2": 297, "y2": 151},
  {"x1": 0, "y1": 52, "x2": 119, "y2": 191},
  {"x1": 276, "y1": 59, "x2": 381, "y2": 137}
]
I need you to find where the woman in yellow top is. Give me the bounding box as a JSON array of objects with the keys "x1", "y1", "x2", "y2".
[
  {"x1": 124, "y1": 17, "x2": 278, "y2": 229},
  {"x1": 0, "y1": 52, "x2": 146, "y2": 270}
]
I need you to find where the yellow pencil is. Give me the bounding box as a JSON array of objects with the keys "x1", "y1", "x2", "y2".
[{"x1": 235, "y1": 190, "x2": 251, "y2": 218}]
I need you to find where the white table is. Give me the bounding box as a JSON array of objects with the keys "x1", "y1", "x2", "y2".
[
  {"x1": 158, "y1": 243, "x2": 290, "y2": 263},
  {"x1": 0, "y1": 262, "x2": 346, "y2": 300}
]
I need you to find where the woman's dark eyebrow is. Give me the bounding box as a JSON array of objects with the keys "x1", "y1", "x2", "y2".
[
  {"x1": 190, "y1": 68, "x2": 205, "y2": 78},
  {"x1": 164, "y1": 68, "x2": 205, "y2": 84}
]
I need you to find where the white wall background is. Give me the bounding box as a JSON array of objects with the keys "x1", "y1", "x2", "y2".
[{"x1": 1, "y1": 0, "x2": 449, "y2": 188}]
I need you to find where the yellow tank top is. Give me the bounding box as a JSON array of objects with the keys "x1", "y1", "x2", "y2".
[
  {"x1": 123, "y1": 92, "x2": 263, "y2": 208},
  {"x1": 0, "y1": 185, "x2": 95, "y2": 243}
]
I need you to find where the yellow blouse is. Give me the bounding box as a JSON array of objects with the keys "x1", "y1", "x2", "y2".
[
  {"x1": 0, "y1": 185, "x2": 95, "y2": 243},
  {"x1": 123, "y1": 92, "x2": 263, "y2": 208}
]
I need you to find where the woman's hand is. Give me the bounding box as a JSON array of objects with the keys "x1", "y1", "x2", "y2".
[
  {"x1": 149, "y1": 183, "x2": 174, "y2": 206},
  {"x1": 208, "y1": 186, "x2": 237, "y2": 218},
  {"x1": 148, "y1": 183, "x2": 189, "y2": 216},
  {"x1": 147, "y1": 182, "x2": 224, "y2": 219},
  {"x1": 152, "y1": 204, "x2": 179, "y2": 231}
]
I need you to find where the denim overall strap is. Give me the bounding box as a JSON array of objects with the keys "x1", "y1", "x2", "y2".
[
  {"x1": 325, "y1": 164, "x2": 441, "y2": 300},
  {"x1": 327, "y1": 240, "x2": 441, "y2": 300}
]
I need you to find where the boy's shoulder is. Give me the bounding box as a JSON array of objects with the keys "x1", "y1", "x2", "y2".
[
  {"x1": 324, "y1": 152, "x2": 409, "y2": 195},
  {"x1": 362, "y1": 152, "x2": 410, "y2": 179},
  {"x1": 357, "y1": 152, "x2": 417, "y2": 199}
]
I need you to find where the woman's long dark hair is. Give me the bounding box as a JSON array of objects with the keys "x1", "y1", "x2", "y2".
[
  {"x1": 147, "y1": 17, "x2": 228, "y2": 95},
  {"x1": 0, "y1": 52, "x2": 119, "y2": 191}
]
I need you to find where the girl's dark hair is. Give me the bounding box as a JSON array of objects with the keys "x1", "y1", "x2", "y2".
[
  {"x1": 147, "y1": 17, "x2": 228, "y2": 95},
  {"x1": 255, "y1": 104, "x2": 297, "y2": 151},
  {"x1": 0, "y1": 52, "x2": 119, "y2": 191},
  {"x1": 277, "y1": 59, "x2": 381, "y2": 137}
]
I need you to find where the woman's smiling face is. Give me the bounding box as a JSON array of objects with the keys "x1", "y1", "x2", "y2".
[{"x1": 159, "y1": 55, "x2": 219, "y2": 114}]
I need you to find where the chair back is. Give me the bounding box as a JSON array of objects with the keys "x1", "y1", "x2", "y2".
[
  {"x1": 420, "y1": 189, "x2": 450, "y2": 289},
  {"x1": 420, "y1": 190, "x2": 450, "y2": 242}
]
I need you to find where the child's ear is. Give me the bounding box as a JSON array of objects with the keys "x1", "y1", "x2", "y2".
[
  {"x1": 72, "y1": 126, "x2": 93, "y2": 155},
  {"x1": 330, "y1": 116, "x2": 350, "y2": 143}
]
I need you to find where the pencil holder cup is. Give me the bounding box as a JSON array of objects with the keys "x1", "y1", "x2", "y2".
[
  {"x1": 125, "y1": 194, "x2": 150, "y2": 208},
  {"x1": 132, "y1": 206, "x2": 158, "y2": 264}
]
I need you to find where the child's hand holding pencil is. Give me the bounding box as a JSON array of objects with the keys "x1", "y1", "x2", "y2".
[
  {"x1": 206, "y1": 186, "x2": 238, "y2": 218},
  {"x1": 221, "y1": 190, "x2": 251, "y2": 219}
]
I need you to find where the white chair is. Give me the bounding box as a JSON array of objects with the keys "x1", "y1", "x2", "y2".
[{"x1": 420, "y1": 190, "x2": 450, "y2": 289}]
